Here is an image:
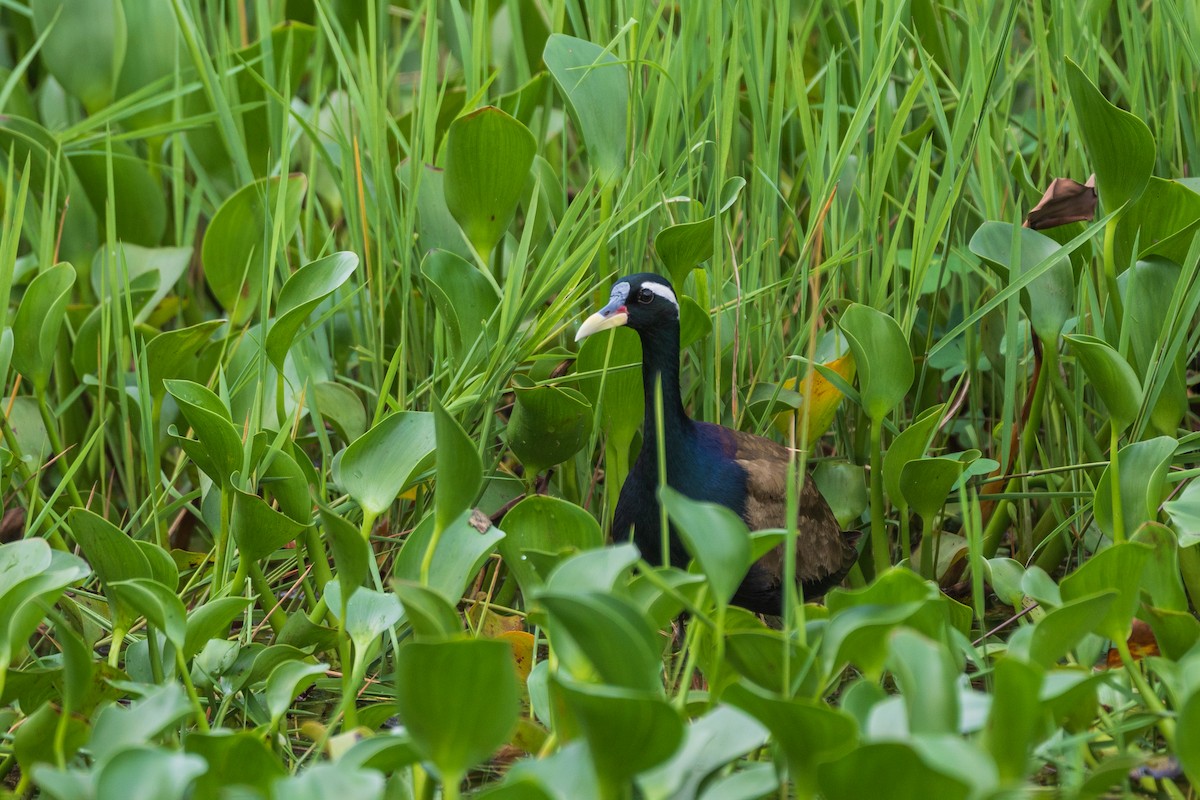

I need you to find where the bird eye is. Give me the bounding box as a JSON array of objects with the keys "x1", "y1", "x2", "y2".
[{"x1": 637, "y1": 287, "x2": 654, "y2": 304}]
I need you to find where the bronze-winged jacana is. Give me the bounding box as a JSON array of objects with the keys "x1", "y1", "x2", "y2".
[{"x1": 576, "y1": 273, "x2": 858, "y2": 614}]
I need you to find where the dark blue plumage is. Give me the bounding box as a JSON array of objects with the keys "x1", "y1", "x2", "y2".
[{"x1": 576, "y1": 274, "x2": 858, "y2": 614}]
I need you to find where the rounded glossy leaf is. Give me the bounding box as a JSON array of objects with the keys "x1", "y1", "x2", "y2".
[
  {"x1": 12, "y1": 262, "x2": 74, "y2": 393},
  {"x1": 201, "y1": 174, "x2": 307, "y2": 325},
  {"x1": 1065, "y1": 59, "x2": 1154, "y2": 213},
  {"x1": 318, "y1": 505, "x2": 369, "y2": 605},
  {"x1": 507, "y1": 376, "x2": 593, "y2": 475},
  {"x1": 443, "y1": 106, "x2": 536, "y2": 261},
  {"x1": 165, "y1": 380, "x2": 244, "y2": 486},
  {"x1": 91, "y1": 244, "x2": 191, "y2": 323},
  {"x1": 70, "y1": 142, "x2": 165, "y2": 246},
  {"x1": 536, "y1": 591, "x2": 662, "y2": 692},
  {"x1": 840, "y1": 304, "x2": 913, "y2": 421},
  {"x1": 231, "y1": 488, "x2": 305, "y2": 562},
  {"x1": 433, "y1": 397, "x2": 483, "y2": 534},
  {"x1": 185, "y1": 730, "x2": 287, "y2": 798},
  {"x1": 394, "y1": 510, "x2": 505, "y2": 603},
  {"x1": 421, "y1": 249, "x2": 501, "y2": 357},
  {"x1": 96, "y1": 747, "x2": 205, "y2": 800},
  {"x1": 110, "y1": 578, "x2": 187, "y2": 649},
  {"x1": 882, "y1": 403, "x2": 944, "y2": 506},
  {"x1": 264, "y1": 251, "x2": 358, "y2": 371},
  {"x1": 271, "y1": 764, "x2": 385, "y2": 800},
  {"x1": 395, "y1": 639, "x2": 520, "y2": 783},
  {"x1": 1060, "y1": 542, "x2": 1152, "y2": 641},
  {"x1": 543, "y1": 34, "x2": 628, "y2": 185},
  {"x1": 145, "y1": 320, "x2": 223, "y2": 402},
  {"x1": 969, "y1": 222, "x2": 1073, "y2": 340},
  {"x1": 498, "y1": 495, "x2": 602, "y2": 594},
  {"x1": 900, "y1": 454, "x2": 973, "y2": 521},
  {"x1": 265, "y1": 660, "x2": 328, "y2": 727},
  {"x1": 339, "y1": 411, "x2": 436, "y2": 518},
  {"x1": 32, "y1": 0, "x2": 126, "y2": 110},
  {"x1": 313, "y1": 381, "x2": 367, "y2": 442},
  {"x1": 1064, "y1": 334, "x2": 1142, "y2": 432},
  {"x1": 659, "y1": 487, "x2": 752, "y2": 608},
  {"x1": 818, "y1": 742, "x2": 970, "y2": 800},
  {"x1": 1093, "y1": 436, "x2": 1175, "y2": 542}
]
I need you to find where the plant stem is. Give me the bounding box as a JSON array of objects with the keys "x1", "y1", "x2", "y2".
[
  {"x1": 176, "y1": 649, "x2": 211, "y2": 732},
  {"x1": 1109, "y1": 426, "x2": 1124, "y2": 543},
  {"x1": 869, "y1": 416, "x2": 888, "y2": 576}
]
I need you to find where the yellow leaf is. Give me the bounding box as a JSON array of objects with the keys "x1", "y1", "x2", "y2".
[
  {"x1": 499, "y1": 630, "x2": 536, "y2": 684},
  {"x1": 773, "y1": 353, "x2": 856, "y2": 441}
]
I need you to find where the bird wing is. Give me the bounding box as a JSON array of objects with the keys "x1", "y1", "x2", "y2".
[{"x1": 710, "y1": 425, "x2": 858, "y2": 586}]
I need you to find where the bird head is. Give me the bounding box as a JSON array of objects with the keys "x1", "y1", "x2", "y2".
[{"x1": 575, "y1": 273, "x2": 679, "y2": 342}]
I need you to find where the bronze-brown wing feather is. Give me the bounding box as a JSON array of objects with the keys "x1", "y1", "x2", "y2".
[{"x1": 702, "y1": 425, "x2": 858, "y2": 597}]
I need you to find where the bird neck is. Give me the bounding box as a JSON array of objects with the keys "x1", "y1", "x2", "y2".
[{"x1": 638, "y1": 321, "x2": 690, "y2": 449}]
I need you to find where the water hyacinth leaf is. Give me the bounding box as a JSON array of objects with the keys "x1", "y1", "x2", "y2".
[
  {"x1": 546, "y1": 543, "x2": 641, "y2": 594},
  {"x1": 67, "y1": 507, "x2": 153, "y2": 626},
  {"x1": 395, "y1": 639, "x2": 519, "y2": 785},
  {"x1": 231, "y1": 488, "x2": 305, "y2": 562},
  {"x1": 1164, "y1": 479, "x2": 1200, "y2": 548},
  {"x1": 318, "y1": 505, "x2": 369, "y2": 604},
  {"x1": 1114, "y1": 178, "x2": 1200, "y2": 269},
  {"x1": 185, "y1": 730, "x2": 287, "y2": 799},
  {"x1": 1059, "y1": 542, "x2": 1152, "y2": 641},
  {"x1": 655, "y1": 216, "x2": 715, "y2": 287},
  {"x1": 1063, "y1": 334, "x2": 1142, "y2": 432},
  {"x1": 91, "y1": 244, "x2": 191, "y2": 323},
  {"x1": 264, "y1": 251, "x2": 358, "y2": 371},
  {"x1": 271, "y1": 763, "x2": 385, "y2": 800},
  {"x1": 1008, "y1": 591, "x2": 1116, "y2": 668},
  {"x1": 725, "y1": 682, "x2": 858, "y2": 797},
  {"x1": 900, "y1": 455, "x2": 972, "y2": 521},
  {"x1": 313, "y1": 381, "x2": 366, "y2": 442},
  {"x1": 89, "y1": 684, "x2": 192, "y2": 763},
  {"x1": 145, "y1": 320, "x2": 224, "y2": 402},
  {"x1": 392, "y1": 581, "x2": 463, "y2": 640},
  {"x1": 887, "y1": 629, "x2": 960, "y2": 735},
  {"x1": 498, "y1": 495, "x2": 602, "y2": 593},
  {"x1": 394, "y1": 510, "x2": 505, "y2": 603},
  {"x1": 1092, "y1": 436, "x2": 1175, "y2": 541},
  {"x1": 637, "y1": 705, "x2": 767, "y2": 800},
  {"x1": 840, "y1": 304, "x2": 913, "y2": 420},
  {"x1": 31, "y1": 0, "x2": 126, "y2": 111},
  {"x1": 70, "y1": 141, "x2": 166, "y2": 246},
  {"x1": 113, "y1": 0, "x2": 180, "y2": 128},
  {"x1": 110, "y1": 578, "x2": 187, "y2": 649},
  {"x1": 536, "y1": 591, "x2": 662, "y2": 692},
  {"x1": 543, "y1": 34, "x2": 627, "y2": 185},
  {"x1": 433, "y1": 397, "x2": 483, "y2": 534},
  {"x1": 0, "y1": 543, "x2": 91, "y2": 671},
  {"x1": 201, "y1": 174, "x2": 307, "y2": 325},
  {"x1": 1132, "y1": 523, "x2": 1189, "y2": 612},
  {"x1": 553, "y1": 675, "x2": 683, "y2": 790},
  {"x1": 882, "y1": 403, "x2": 944, "y2": 505},
  {"x1": 969, "y1": 222, "x2": 1074, "y2": 340},
  {"x1": 443, "y1": 106, "x2": 536, "y2": 261},
  {"x1": 265, "y1": 660, "x2": 327, "y2": 728},
  {"x1": 324, "y1": 583, "x2": 402, "y2": 658},
  {"x1": 1064, "y1": 59, "x2": 1154, "y2": 214},
  {"x1": 724, "y1": 629, "x2": 822, "y2": 699},
  {"x1": 819, "y1": 742, "x2": 970, "y2": 800},
  {"x1": 507, "y1": 375, "x2": 592, "y2": 475},
  {"x1": 12, "y1": 262, "x2": 74, "y2": 394},
  {"x1": 95, "y1": 747, "x2": 206, "y2": 800},
  {"x1": 421, "y1": 249, "x2": 501, "y2": 358},
  {"x1": 336, "y1": 730, "x2": 423, "y2": 773},
  {"x1": 183, "y1": 597, "x2": 253, "y2": 660},
  {"x1": 812, "y1": 460, "x2": 868, "y2": 531},
  {"x1": 339, "y1": 411, "x2": 436, "y2": 518},
  {"x1": 165, "y1": 380, "x2": 244, "y2": 486},
  {"x1": 406, "y1": 164, "x2": 473, "y2": 261},
  {"x1": 660, "y1": 487, "x2": 752, "y2": 608},
  {"x1": 1120, "y1": 257, "x2": 1188, "y2": 434},
  {"x1": 1179, "y1": 692, "x2": 1200, "y2": 786}
]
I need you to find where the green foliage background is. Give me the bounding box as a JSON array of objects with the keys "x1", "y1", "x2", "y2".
[{"x1": 0, "y1": 0, "x2": 1199, "y2": 798}]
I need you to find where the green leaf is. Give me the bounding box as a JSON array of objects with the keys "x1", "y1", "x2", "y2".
[
  {"x1": 113, "y1": 0, "x2": 179, "y2": 129},
  {"x1": 543, "y1": 34, "x2": 628, "y2": 185},
  {"x1": 70, "y1": 142, "x2": 166, "y2": 247},
  {"x1": 498, "y1": 495, "x2": 602, "y2": 594},
  {"x1": 659, "y1": 487, "x2": 752, "y2": 608},
  {"x1": 145, "y1": 321, "x2": 224, "y2": 403},
  {"x1": 185, "y1": 730, "x2": 287, "y2": 800},
  {"x1": 394, "y1": 510, "x2": 505, "y2": 603},
  {"x1": 201, "y1": 174, "x2": 307, "y2": 325},
  {"x1": 655, "y1": 217, "x2": 715, "y2": 288},
  {"x1": 318, "y1": 504, "x2": 369, "y2": 605},
  {"x1": 536, "y1": 591, "x2": 662, "y2": 692},
  {"x1": 231, "y1": 487, "x2": 305, "y2": 562},
  {"x1": 265, "y1": 660, "x2": 327, "y2": 728},
  {"x1": 271, "y1": 764, "x2": 385, "y2": 800},
  {"x1": 392, "y1": 581, "x2": 464, "y2": 640},
  {"x1": 840, "y1": 304, "x2": 913, "y2": 421},
  {"x1": 1063, "y1": 334, "x2": 1142, "y2": 432},
  {"x1": 1165, "y1": 478, "x2": 1200, "y2": 548},
  {"x1": 96, "y1": 747, "x2": 205, "y2": 800},
  {"x1": 338, "y1": 411, "x2": 436, "y2": 518},
  {"x1": 887, "y1": 629, "x2": 960, "y2": 735},
  {"x1": 443, "y1": 106, "x2": 536, "y2": 261},
  {"x1": 32, "y1": 0, "x2": 126, "y2": 111},
  {"x1": 725, "y1": 681, "x2": 858, "y2": 797},
  {"x1": 325, "y1": 584, "x2": 402, "y2": 659},
  {"x1": 636, "y1": 705, "x2": 768, "y2": 800},
  {"x1": 969, "y1": 222, "x2": 1074, "y2": 340},
  {"x1": 882, "y1": 404, "x2": 944, "y2": 506},
  {"x1": 165, "y1": 380, "x2": 244, "y2": 486},
  {"x1": 900, "y1": 454, "x2": 973, "y2": 521},
  {"x1": 433, "y1": 396, "x2": 483, "y2": 534},
  {"x1": 89, "y1": 684, "x2": 193, "y2": 763},
  {"x1": 553, "y1": 674, "x2": 682, "y2": 791},
  {"x1": 1179, "y1": 690, "x2": 1200, "y2": 786},
  {"x1": 1093, "y1": 436, "x2": 1175, "y2": 541},
  {"x1": 183, "y1": 597, "x2": 254, "y2": 660},
  {"x1": 1060, "y1": 542, "x2": 1152, "y2": 641},
  {"x1": 67, "y1": 507, "x2": 153, "y2": 627},
  {"x1": 110, "y1": 578, "x2": 187, "y2": 649},
  {"x1": 91, "y1": 244, "x2": 191, "y2": 324},
  {"x1": 1114, "y1": 178, "x2": 1200, "y2": 270},
  {"x1": 819, "y1": 742, "x2": 971, "y2": 800},
  {"x1": 421, "y1": 249, "x2": 501, "y2": 358},
  {"x1": 546, "y1": 543, "x2": 640, "y2": 594},
  {"x1": 1007, "y1": 591, "x2": 1117, "y2": 667},
  {"x1": 395, "y1": 639, "x2": 520, "y2": 784},
  {"x1": 507, "y1": 375, "x2": 593, "y2": 475},
  {"x1": 313, "y1": 381, "x2": 367, "y2": 442},
  {"x1": 1065, "y1": 59, "x2": 1155, "y2": 213},
  {"x1": 264, "y1": 251, "x2": 358, "y2": 371},
  {"x1": 12, "y1": 262, "x2": 74, "y2": 394}
]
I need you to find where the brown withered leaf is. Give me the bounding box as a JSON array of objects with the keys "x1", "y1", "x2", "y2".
[
  {"x1": 1024, "y1": 174, "x2": 1097, "y2": 230},
  {"x1": 1104, "y1": 618, "x2": 1159, "y2": 667}
]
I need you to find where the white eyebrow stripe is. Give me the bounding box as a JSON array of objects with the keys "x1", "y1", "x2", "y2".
[{"x1": 642, "y1": 281, "x2": 678, "y2": 308}]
